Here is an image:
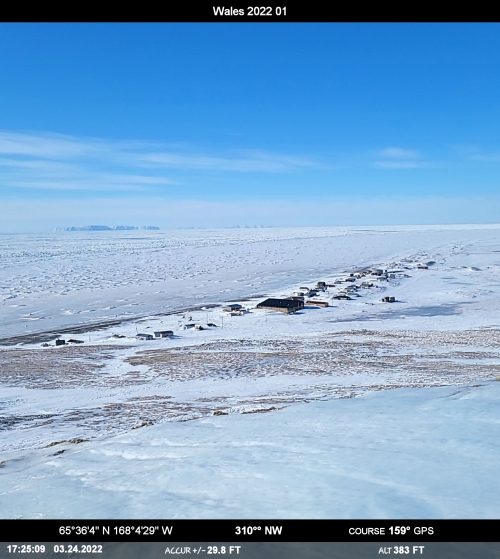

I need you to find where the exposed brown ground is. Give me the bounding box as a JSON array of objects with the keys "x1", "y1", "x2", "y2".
[{"x1": 2, "y1": 328, "x2": 500, "y2": 448}]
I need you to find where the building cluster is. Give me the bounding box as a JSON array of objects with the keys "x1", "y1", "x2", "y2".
[
  {"x1": 43, "y1": 262, "x2": 432, "y2": 347},
  {"x1": 255, "y1": 266, "x2": 407, "y2": 313}
]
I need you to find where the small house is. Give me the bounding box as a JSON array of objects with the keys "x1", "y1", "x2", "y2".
[
  {"x1": 55, "y1": 339, "x2": 66, "y2": 346},
  {"x1": 154, "y1": 330, "x2": 173, "y2": 338},
  {"x1": 332, "y1": 295, "x2": 351, "y2": 300},
  {"x1": 306, "y1": 300, "x2": 329, "y2": 307},
  {"x1": 296, "y1": 287, "x2": 311, "y2": 296},
  {"x1": 67, "y1": 339, "x2": 84, "y2": 344},
  {"x1": 382, "y1": 296, "x2": 396, "y2": 303},
  {"x1": 136, "y1": 333, "x2": 154, "y2": 340},
  {"x1": 207, "y1": 322, "x2": 218, "y2": 327},
  {"x1": 223, "y1": 304, "x2": 243, "y2": 312},
  {"x1": 256, "y1": 298, "x2": 304, "y2": 314}
]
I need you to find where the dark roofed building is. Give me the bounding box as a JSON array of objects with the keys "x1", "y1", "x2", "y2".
[
  {"x1": 154, "y1": 330, "x2": 174, "y2": 338},
  {"x1": 223, "y1": 304, "x2": 243, "y2": 312},
  {"x1": 136, "y1": 333, "x2": 154, "y2": 340},
  {"x1": 256, "y1": 298, "x2": 304, "y2": 314}
]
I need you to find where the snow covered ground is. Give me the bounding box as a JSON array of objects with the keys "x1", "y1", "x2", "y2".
[
  {"x1": 1, "y1": 382, "x2": 499, "y2": 519},
  {"x1": 1, "y1": 225, "x2": 500, "y2": 518}
]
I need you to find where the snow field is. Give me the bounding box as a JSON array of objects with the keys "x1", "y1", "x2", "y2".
[{"x1": 2, "y1": 225, "x2": 500, "y2": 517}]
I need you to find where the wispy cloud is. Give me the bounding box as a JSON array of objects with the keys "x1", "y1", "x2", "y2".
[
  {"x1": 452, "y1": 145, "x2": 500, "y2": 163},
  {"x1": 378, "y1": 147, "x2": 420, "y2": 160},
  {"x1": 0, "y1": 131, "x2": 101, "y2": 159},
  {"x1": 137, "y1": 149, "x2": 315, "y2": 172},
  {"x1": 0, "y1": 130, "x2": 317, "y2": 193},
  {"x1": 373, "y1": 146, "x2": 428, "y2": 169},
  {"x1": 467, "y1": 152, "x2": 500, "y2": 162}
]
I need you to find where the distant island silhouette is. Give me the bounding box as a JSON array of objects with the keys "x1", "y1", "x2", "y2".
[{"x1": 53, "y1": 225, "x2": 160, "y2": 231}]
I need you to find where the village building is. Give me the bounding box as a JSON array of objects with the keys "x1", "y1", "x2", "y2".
[
  {"x1": 154, "y1": 330, "x2": 173, "y2": 338},
  {"x1": 332, "y1": 294, "x2": 351, "y2": 300},
  {"x1": 295, "y1": 287, "x2": 311, "y2": 296},
  {"x1": 223, "y1": 304, "x2": 243, "y2": 312},
  {"x1": 306, "y1": 300, "x2": 329, "y2": 307},
  {"x1": 136, "y1": 333, "x2": 154, "y2": 340},
  {"x1": 256, "y1": 298, "x2": 304, "y2": 314}
]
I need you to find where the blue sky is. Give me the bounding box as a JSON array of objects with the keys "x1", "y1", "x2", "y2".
[{"x1": 1, "y1": 23, "x2": 500, "y2": 231}]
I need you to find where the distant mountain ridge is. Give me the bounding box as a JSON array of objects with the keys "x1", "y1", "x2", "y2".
[{"x1": 53, "y1": 225, "x2": 160, "y2": 231}]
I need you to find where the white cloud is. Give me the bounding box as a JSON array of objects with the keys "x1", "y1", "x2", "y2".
[
  {"x1": 469, "y1": 153, "x2": 500, "y2": 162},
  {"x1": 373, "y1": 147, "x2": 428, "y2": 169},
  {"x1": 378, "y1": 147, "x2": 420, "y2": 160},
  {"x1": 373, "y1": 160, "x2": 423, "y2": 169},
  {"x1": 138, "y1": 151, "x2": 314, "y2": 172},
  {"x1": 0, "y1": 131, "x2": 101, "y2": 159},
  {"x1": 0, "y1": 130, "x2": 317, "y2": 194}
]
